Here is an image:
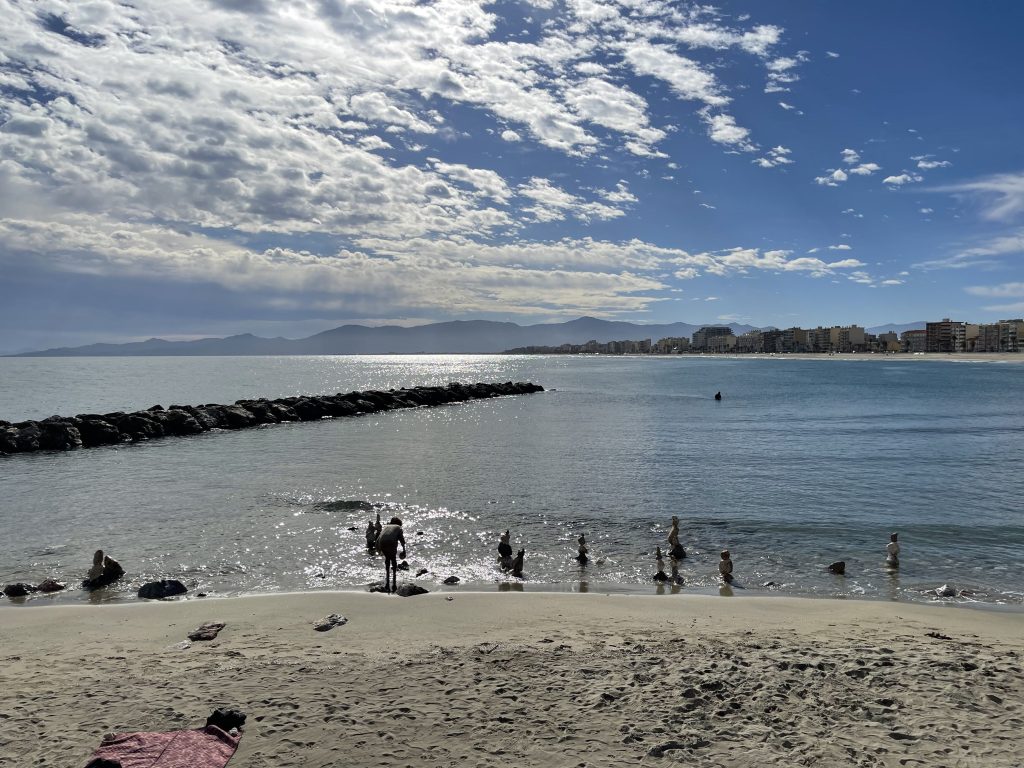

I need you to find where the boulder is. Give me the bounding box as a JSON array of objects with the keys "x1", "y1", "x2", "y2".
[
  {"x1": 443, "y1": 576, "x2": 460, "y2": 585},
  {"x1": 828, "y1": 561, "x2": 846, "y2": 575},
  {"x1": 3, "y1": 583, "x2": 37, "y2": 598},
  {"x1": 396, "y1": 583, "x2": 429, "y2": 597},
  {"x1": 38, "y1": 419, "x2": 83, "y2": 450},
  {"x1": 36, "y1": 579, "x2": 66, "y2": 593},
  {"x1": 0, "y1": 426, "x2": 19, "y2": 453},
  {"x1": 138, "y1": 579, "x2": 188, "y2": 599},
  {"x1": 114, "y1": 412, "x2": 164, "y2": 441},
  {"x1": 75, "y1": 416, "x2": 122, "y2": 447},
  {"x1": 313, "y1": 614, "x2": 347, "y2": 632},
  {"x1": 14, "y1": 422, "x2": 42, "y2": 452}
]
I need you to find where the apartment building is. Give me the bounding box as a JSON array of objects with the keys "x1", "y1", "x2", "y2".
[
  {"x1": 692, "y1": 325, "x2": 735, "y2": 351},
  {"x1": 925, "y1": 319, "x2": 966, "y2": 353},
  {"x1": 901, "y1": 329, "x2": 926, "y2": 352}
]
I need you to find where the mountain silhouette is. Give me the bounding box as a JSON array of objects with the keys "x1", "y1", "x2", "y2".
[{"x1": 12, "y1": 317, "x2": 758, "y2": 356}]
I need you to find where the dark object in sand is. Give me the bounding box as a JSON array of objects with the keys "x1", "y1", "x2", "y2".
[
  {"x1": 85, "y1": 759, "x2": 123, "y2": 768},
  {"x1": 3, "y1": 583, "x2": 37, "y2": 598},
  {"x1": 313, "y1": 614, "x2": 347, "y2": 632},
  {"x1": 138, "y1": 579, "x2": 188, "y2": 600},
  {"x1": 36, "y1": 578, "x2": 66, "y2": 593},
  {"x1": 443, "y1": 576, "x2": 460, "y2": 585},
  {"x1": 188, "y1": 622, "x2": 226, "y2": 641},
  {"x1": 396, "y1": 561, "x2": 409, "y2": 571},
  {"x1": 206, "y1": 708, "x2": 247, "y2": 732},
  {"x1": 1, "y1": 382, "x2": 545, "y2": 456},
  {"x1": 828, "y1": 561, "x2": 846, "y2": 575}
]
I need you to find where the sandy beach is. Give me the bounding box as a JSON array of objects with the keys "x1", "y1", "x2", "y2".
[{"x1": 2, "y1": 592, "x2": 1022, "y2": 767}]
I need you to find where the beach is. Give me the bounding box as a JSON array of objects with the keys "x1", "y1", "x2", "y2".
[{"x1": 2, "y1": 592, "x2": 1022, "y2": 767}]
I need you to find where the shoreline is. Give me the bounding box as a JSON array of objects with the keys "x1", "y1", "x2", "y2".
[
  {"x1": 5, "y1": 581, "x2": 1024, "y2": 614},
  {"x1": 3, "y1": 591, "x2": 1022, "y2": 766}
]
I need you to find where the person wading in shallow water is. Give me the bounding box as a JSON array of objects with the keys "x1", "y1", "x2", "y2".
[{"x1": 376, "y1": 517, "x2": 407, "y2": 594}]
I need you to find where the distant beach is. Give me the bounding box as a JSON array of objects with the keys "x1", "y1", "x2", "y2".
[{"x1": 2, "y1": 592, "x2": 1022, "y2": 767}]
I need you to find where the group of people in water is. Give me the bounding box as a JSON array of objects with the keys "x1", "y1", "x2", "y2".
[{"x1": 364, "y1": 509, "x2": 903, "y2": 592}]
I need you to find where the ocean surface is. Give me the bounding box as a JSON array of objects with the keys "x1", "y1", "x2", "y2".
[{"x1": 1, "y1": 354, "x2": 1023, "y2": 608}]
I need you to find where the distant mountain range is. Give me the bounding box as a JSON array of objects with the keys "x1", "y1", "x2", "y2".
[
  {"x1": 11, "y1": 317, "x2": 761, "y2": 356},
  {"x1": 865, "y1": 321, "x2": 926, "y2": 335}
]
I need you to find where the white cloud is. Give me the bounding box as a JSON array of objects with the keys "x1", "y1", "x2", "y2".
[
  {"x1": 932, "y1": 172, "x2": 1024, "y2": 222},
  {"x1": 848, "y1": 162, "x2": 880, "y2": 176},
  {"x1": 828, "y1": 244, "x2": 852, "y2": 250},
  {"x1": 915, "y1": 157, "x2": 952, "y2": 170},
  {"x1": 826, "y1": 51, "x2": 840, "y2": 58},
  {"x1": 756, "y1": 145, "x2": 793, "y2": 168},
  {"x1": 841, "y1": 148, "x2": 860, "y2": 164},
  {"x1": 501, "y1": 130, "x2": 522, "y2": 142},
  {"x1": 914, "y1": 230, "x2": 1024, "y2": 269},
  {"x1": 883, "y1": 173, "x2": 923, "y2": 186},
  {"x1": 965, "y1": 282, "x2": 1024, "y2": 298},
  {"x1": 880, "y1": 279, "x2": 903, "y2": 286},
  {"x1": 815, "y1": 169, "x2": 848, "y2": 186},
  {"x1": 701, "y1": 111, "x2": 754, "y2": 150},
  {"x1": 920, "y1": 207, "x2": 934, "y2": 214}
]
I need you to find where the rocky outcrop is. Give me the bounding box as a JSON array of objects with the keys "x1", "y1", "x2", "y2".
[
  {"x1": 138, "y1": 579, "x2": 188, "y2": 599},
  {"x1": 3, "y1": 583, "x2": 37, "y2": 598},
  {"x1": 0, "y1": 382, "x2": 544, "y2": 456}
]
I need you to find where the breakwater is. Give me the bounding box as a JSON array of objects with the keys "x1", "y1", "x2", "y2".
[{"x1": 0, "y1": 381, "x2": 544, "y2": 455}]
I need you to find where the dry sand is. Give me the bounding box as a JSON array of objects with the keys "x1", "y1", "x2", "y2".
[{"x1": 2, "y1": 592, "x2": 1022, "y2": 767}]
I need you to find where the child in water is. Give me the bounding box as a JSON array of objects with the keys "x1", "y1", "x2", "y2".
[
  {"x1": 718, "y1": 549, "x2": 733, "y2": 584},
  {"x1": 886, "y1": 532, "x2": 900, "y2": 569}
]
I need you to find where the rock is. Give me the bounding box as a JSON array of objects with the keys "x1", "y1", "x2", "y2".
[
  {"x1": 828, "y1": 561, "x2": 846, "y2": 575},
  {"x1": 188, "y1": 622, "x2": 226, "y2": 641},
  {"x1": 396, "y1": 561, "x2": 409, "y2": 571},
  {"x1": 75, "y1": 416, "x2": 122, "y2": 447},
  {"x1": 36, "y1": 579, "x2": 66, "y2": 593},
  {"x1": 313, "y1": 614, "x2": 348, "y2": 632},
  {"x1": 443, "y1": 576, "x2": 460, "y2": 585},
  {"x1": 416, "y1": 568, "x2": 429, "y2": 577},
  {"x1": 3, "y1": 583, "x2": 37, "y2": 598},
  {"x1": 138, "y1": 579, "x2": 188, "y2": 599},
  {"x1": 935, "y1": 584, "x2": 957, "y2": 597},
  {"x1": 396, "y1": 583, "x2": 429, "y2": 597}
]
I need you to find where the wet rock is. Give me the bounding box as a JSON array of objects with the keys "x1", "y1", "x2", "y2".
[
  {"x1": 416, "y1": 568, "x2": 429, "y2": 577},
  {"x1": 828, "y1": 561, "x2": 846, "y2": 575},
  {"x1": 2, "y1": 583, "x2": 37, "y2": 598},
  {"x1": 396, "y1": 583, "x2": 429, "y2": 597},
  {"x1": 443, "y1": 576, "x2": 461, "y2": 585},
  {"x1": 396, "y1": 561, "x2": 409, "y2": 571},
  {"x1": 935, "y1": 584, "x2": 957, "y2": 597},
  {"x1": 188, "y1": 622, "x2": 226, "y2": 641},
  {"x1": 36, "y1": 579, "x2": 66, "y2": 593},
  {"x1": 138, "y1": 579, "x2": 188, "y2": 599}
]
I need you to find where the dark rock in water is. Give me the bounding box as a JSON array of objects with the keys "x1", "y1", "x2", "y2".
[
  {"x1": 76, "y1": 416, "x2": 122, "y2": 447},
  {"x1": 935, "y1": 584, "x2": 957, "y2": 598},
  {"x1": 3, "y1": 583, "x2": 37, "y2": 598},
  {"x1": 313, "y1": 614, "x2": 347, "y2": 632},
  {"x1": 396, "y1": 583, "x2": 429, "y2": 597},
  {"x1": 188, "y1": 621, "x2": 226, "y2": 641},
  {"x1": 443, "y1": 576, "x2": 460, "y2": 585},
  {"x1": 315, "y1": 499, "x2": 374, "y2": 512},
  {"x1": 828, "y1": 561, "x2": 846, "y2": 575},
  {"x1": 416, "y1": 568, "x2": 429, "y2": 577},
  {"x1": 396, "y1": 561, "x2": 410, "y2": 571},
  {"x1": 416, "y1": 531, "x2": 425, "y2": 536},
  {"x1": 0, "y1": 382, "x2": 545, "y2": 455},
  {"x1": 653, "y1": 571, "x2": 669, "y2": 583},
  {"x1": 36, "y1": 579, "x2": 66, "y2": 593},
  {"x1": 138, "y1": 579, "x2": 188, "y2": 599}
]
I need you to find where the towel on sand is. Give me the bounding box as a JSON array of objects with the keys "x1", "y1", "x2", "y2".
[{"x1": 85, "y1": 725, "x2": 240, "y2": 768}]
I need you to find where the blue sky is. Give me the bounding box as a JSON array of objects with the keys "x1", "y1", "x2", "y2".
[{"x1": 1, "y1": 0, "x2": 1023, "y2": 351}]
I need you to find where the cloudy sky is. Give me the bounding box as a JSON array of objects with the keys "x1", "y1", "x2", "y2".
[{"x1": 2, "y1": 0, "x2": 1023, "y2": 351}]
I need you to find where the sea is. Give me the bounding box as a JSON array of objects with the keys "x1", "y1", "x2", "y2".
[{"x1": 1, "y1": 354, "x2": 1022, "y2": 609}]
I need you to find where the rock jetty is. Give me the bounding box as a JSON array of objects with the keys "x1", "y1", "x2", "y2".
[{"x1": 0, "y1": 382, "x2": 544, "y2": 456}]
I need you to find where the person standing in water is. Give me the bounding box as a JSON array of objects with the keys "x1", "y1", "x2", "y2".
[
  {"x1": 365, "y1": 519, "x2": 377, "y2": 550},
  {"x1": 576, "y1": 534, "x2": 589, "y2": 565},
  {"x1": 667, "y1": 515, "x2": 686, "y2": 560},
  {"x1": 718, "y1": 549, "x2": 734, "y2": 584},
  {"x1": 376, "y1": 517, "x2": 407, "y2": 594},
  {"x1": 498, "y1": 529, "x2": 514, "y2": 570},
  {"x1": 886, "y1": 532, "x2": 900, "y2": 569}
]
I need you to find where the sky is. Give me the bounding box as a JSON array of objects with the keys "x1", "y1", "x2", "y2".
[{"x1": 1, "y1": 0, "x2": 1023, "y2": 352}]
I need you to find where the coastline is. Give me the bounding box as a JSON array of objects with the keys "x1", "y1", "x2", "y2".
[{"x1": 3, "y1": 591, "x2": 1022, "y2": 766}]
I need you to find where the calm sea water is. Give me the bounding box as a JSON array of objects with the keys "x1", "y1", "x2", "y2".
[{"x1": 1, "y1": 355, "x2": 1022, "y2": 608}]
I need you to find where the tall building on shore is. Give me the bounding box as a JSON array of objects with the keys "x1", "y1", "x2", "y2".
[
  {"x1": 925, "y1": 319, "x2": 966, "y2": 353},
  {"x1": 692, "y1": 325, "x2": 735, "y2": 351}
]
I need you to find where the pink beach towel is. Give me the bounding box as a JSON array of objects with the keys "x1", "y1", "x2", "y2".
[{"x1": 86, "y1": 725, "x2": 240, "y2": 768}]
